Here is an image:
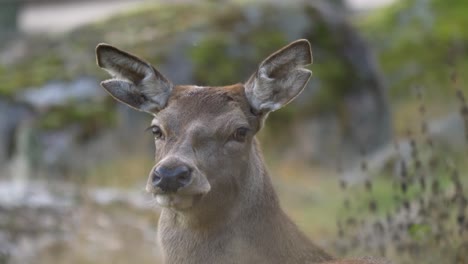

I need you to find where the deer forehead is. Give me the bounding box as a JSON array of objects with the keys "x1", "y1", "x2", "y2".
[{"x1": 152, "y1": 84, "x2": 253, "y2": 135}]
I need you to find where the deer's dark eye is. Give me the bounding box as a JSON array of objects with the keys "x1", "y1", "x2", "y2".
[
  {"x1": 232, "y1": 127, "x2": 250, "y2": 142},
  {"x1": 148, "y1": 125, "x2": 164, "y2": 140}
]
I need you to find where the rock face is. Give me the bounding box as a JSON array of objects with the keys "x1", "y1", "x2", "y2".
[
  {"x1": 16, "y1": 77, "x2": 105, "y2": 109},
  {"x1": 0, "y1": 77, "x2": 115, "y2": 180},
  {"x1": 0, "y1": 180, "x2": 158, "y2": 264},
  {"x1": 0, "y1": 100, "x2": 34, "y2": 172},
  {"x1": 0, "y1": 2, "x2": 20, "y2": 43}
]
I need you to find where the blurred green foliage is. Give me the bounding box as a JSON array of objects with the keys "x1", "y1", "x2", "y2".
[
  {"x1": 0, "y1": 52, "x2": 67, "y2": 96},
  {"x1": 38, "y1": 100, "x2": 116, "y2": 133},
  {"x1": 189, "y1": 31, "x2": 286, "y2": 86},
  {"x1": 189, "y1": 35, "x2": 243, "y2": 86},
  {"x1": 359, "y1": 0, "x2": 468, "y2": 100}
]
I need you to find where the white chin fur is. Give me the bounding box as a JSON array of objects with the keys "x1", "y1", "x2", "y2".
[{"x1": 155, "y1": 194, "x2": 194, "y2": 209}]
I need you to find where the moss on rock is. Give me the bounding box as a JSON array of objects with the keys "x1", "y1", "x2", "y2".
[{"x1": 38, "y1": 100, "x2": 116, "y2": 133}]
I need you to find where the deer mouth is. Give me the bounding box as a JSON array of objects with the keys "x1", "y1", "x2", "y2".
[{"x1": 154, "y1": 193, "x2": 203, "y2": 210}]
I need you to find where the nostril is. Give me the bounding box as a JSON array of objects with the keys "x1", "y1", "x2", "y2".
[
  {"x1": 177, "y1": 170, "x2": 191, "y2": 185},
  {"x1": 152, "y1": 170, "x2": 162, "y2": 184}
]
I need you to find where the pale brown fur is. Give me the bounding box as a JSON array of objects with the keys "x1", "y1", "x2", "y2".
[{"x1": 96, "y1": 40, "x2": 390, "y2": 264}]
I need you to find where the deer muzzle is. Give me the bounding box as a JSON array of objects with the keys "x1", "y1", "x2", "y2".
[
  {"x1": 152, "y1": 164, "x2": 192, "y2": 193},
  {"x1": 146, "y1": 157, "x2": 211, "y2": 210}
]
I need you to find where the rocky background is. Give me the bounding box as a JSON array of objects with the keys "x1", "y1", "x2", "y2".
[{"x1": 0, "y1": 0, "x2": 467, "y2": 263}]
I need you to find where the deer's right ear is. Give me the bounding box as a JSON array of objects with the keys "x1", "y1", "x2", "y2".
[{"x1": 96, "y1": 43, "x2": 173, "y2": 113}]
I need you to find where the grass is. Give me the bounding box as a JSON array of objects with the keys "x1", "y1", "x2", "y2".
[
  {"x1": 274, "y1": 146, "x2": 467, "y2": 233},
  {"x1": 333, "y1": 75, "x2": 468, "y2": 262},
  {"x1": 35, "y1": 201, "x2": 161, "y2": 264},
  {"x1": 272, "y1": 163, "x2": 343, "y2": 237},
  {"x1": 83, "y1": 154, "x2": 154, "y2": 188}
]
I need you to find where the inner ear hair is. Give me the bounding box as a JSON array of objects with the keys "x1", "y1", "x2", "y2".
[
  {"x1": 244, "y1": 39, "x2": 313, "y2": 114},
  {"x1": 261, "y1": 39, "x2": 312, "y2": 77},
  {"x1": 96, "y1": 43, "x2": 153, "y2": 84},
  {"x1": 96, "y1": 43, "x2": 174, "y2": 113}
]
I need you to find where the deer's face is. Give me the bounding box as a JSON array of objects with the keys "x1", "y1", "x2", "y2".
[
  {"x1": 96, "y1": 39, "x2": 312, "y2": 211},
  {"x1": 145, "y1": 85, "x2": 259, "y2": 210}
]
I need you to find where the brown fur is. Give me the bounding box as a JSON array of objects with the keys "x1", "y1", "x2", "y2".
[{"x1": 95, "y1": 40, "x2": 390, "y2": 264}]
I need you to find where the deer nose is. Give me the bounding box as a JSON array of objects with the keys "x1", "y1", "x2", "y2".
[{"x1": 152, "y1": 165, "x2": 192, "y2": 192}]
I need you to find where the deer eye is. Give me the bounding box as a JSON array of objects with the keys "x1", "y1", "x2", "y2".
[
  {"x1": 148, "y1": 125, "x2": 164, "y2": 140},
  {"x1": 232, "y1": 127, "x2": 250, "y2": 142}
]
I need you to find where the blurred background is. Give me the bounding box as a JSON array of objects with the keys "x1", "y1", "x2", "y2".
[{"x1": 0, "y1": 0, "x2": 467, "y2": 263}]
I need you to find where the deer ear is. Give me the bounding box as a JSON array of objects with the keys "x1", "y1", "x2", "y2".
[
  {"x1": 96, "y1": 43, "x2": 173, "y2": 113},
  {"x1": 245, "y1": 39, "x2": 312, "y2": 113}
]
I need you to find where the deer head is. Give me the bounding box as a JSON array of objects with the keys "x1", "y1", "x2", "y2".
[{"x1": 95, "y1": 40, "x2": 312, "y2": 215}]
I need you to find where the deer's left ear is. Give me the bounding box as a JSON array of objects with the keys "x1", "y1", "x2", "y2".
[{"x1": 245, "y1": 39, "x2": 313, "y2": 113}]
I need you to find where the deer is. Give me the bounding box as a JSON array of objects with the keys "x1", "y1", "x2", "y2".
[{"x1": 95, "y1": 39, "x2": 389, "y2": 264}]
